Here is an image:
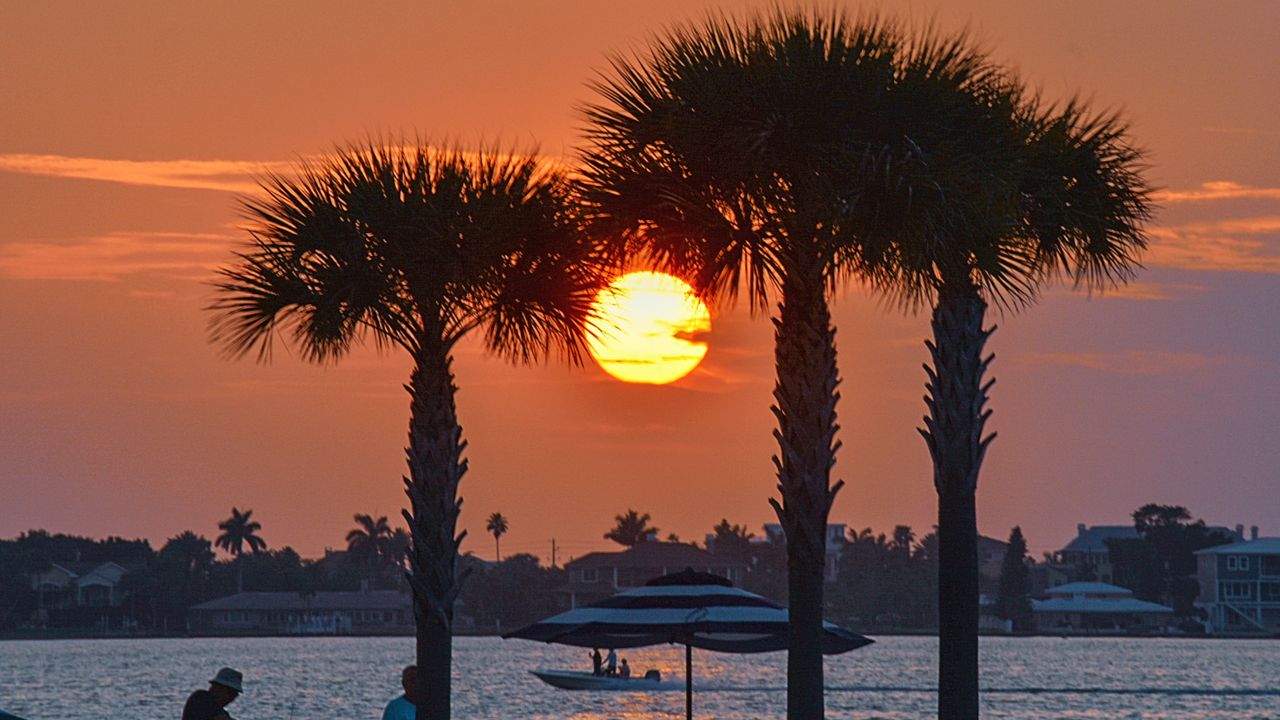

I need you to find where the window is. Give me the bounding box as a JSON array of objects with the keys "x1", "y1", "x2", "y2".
[
  {"x1": 580, "y1": 568, "x2": 599, "y2": 583},
  {"x1": 1222, "y1": 582, "x2": 1252, "y2": 600},
  {"x1": 1227, "y1": 555, "x2": 1251, "y2": 571},
  {"x1": 1261, "y1": 583, "x2": 1280, "y2": 603},
  {"x1": 1262, "y1": 556, "x2": 1280, "y2": 576}
]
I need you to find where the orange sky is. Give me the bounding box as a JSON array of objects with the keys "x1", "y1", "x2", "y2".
[{"x1": 2, "y1": 1, "x2": 1278, "y2": 563}]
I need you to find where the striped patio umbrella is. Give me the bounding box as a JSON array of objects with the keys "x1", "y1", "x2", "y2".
[{"x1": 505, "y1": 568, "x2": 873, "y2": 718}]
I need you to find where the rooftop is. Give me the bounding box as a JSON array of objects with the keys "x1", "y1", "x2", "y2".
[
  {"x1": 1059, "y1": 526, "x2": 1139, "y2": 554},
  {"x1": 565, "y1": 542, "x2": 746, "y2": 571},
  {"x1": 190, "y1": 590, "x2": 410, "y2": 612},
  {"x1": 1194, "y1": 537, "x2": 1280, "y2": 555},
  {"x1": 1032, "y1": 596, "x2": 1174, "y2": 614},
  {"x1": 1044, "y1": 582, "x2": 1134, "y2": 597}
]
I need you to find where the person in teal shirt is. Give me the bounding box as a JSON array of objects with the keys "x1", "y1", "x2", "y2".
[{"x1": 382, "y1": 665, "x2": 418, "y2": 720}]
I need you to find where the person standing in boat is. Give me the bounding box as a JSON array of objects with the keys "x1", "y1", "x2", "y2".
[
  {"x1": 590, "y1": 648, "x2": 604, "y2": 676},
  {"x1": 604, "y1": 648, "x2": 618, "y2": 676}
]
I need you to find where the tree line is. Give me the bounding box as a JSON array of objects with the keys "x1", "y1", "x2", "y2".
[
  {"x1": 0, "y1": 509, "x2": 411, "y2": 632},
  {"x1": 4, "y1": 501, "x2": 1227, "y2": 638}
]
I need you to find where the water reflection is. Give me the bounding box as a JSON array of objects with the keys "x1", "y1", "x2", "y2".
[{"x1": 0, "y1": 636, "x2": 1276, "y2": 719}]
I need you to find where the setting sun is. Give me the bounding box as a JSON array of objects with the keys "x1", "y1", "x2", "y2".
[{"x1": 587, "y1": 271, "x2": 711, "y2": 384}]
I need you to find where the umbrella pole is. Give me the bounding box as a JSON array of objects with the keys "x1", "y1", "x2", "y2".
[{"x1": 685, "y1": 643, "x2": 693, "y2": 720}]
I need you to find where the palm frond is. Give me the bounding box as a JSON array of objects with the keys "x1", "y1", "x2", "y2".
[{"x1": 210, "y1": 137, "x2": 606, "y2": 367}]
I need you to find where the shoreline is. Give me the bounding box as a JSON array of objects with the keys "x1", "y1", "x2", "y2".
[{"x1": 2, "y1": 629, "x2": 1274, "y2": 642}]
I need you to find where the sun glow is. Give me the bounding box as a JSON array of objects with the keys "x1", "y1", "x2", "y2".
[{"x1": 587, "y1": 271, "x2": 711, "y2": 385}]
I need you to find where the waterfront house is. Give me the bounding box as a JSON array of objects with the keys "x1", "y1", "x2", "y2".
[
  {"x1": 759, "y1": 523, "x2": 848, "y2": 581},
  {"x1": 1194, "y1": 533, "x2": 1280, "y2": 635},
  {"x1": 1055, "y1": 522, "x2": 1243, "y2": 584},
  {"x1": 30, "y1": 561, "x2": 129, "y2": 609},
  {"x1": 562, "y1": 542, "x2": 748, "y2": 608},
  {"x1": 188, "y1": 590, "x2": 413, "y2": 634},
  {"x1": 975, "y1": 535, "x2": 1010, "y2": 594},
  {"x1": 1030, "y1": 581, "x2": 1174, "y2": 633},
  {"x1": 1055, "y1": 525, "x2": 1141, "y2": 584}
]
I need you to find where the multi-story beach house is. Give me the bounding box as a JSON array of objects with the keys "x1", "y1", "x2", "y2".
[
  {"x1": 30, "y1": 560, "x2": 130, "y2": 609},
  {"x1": 1055, "y1": 525, "x2": 1140, "y2": 584},
  {"x1": 1056, "y1": 522, "x2": 1244, "y2": 584},
  {"x1": 1195, "y1": 532, "x2": 1280, "y2": 635}
]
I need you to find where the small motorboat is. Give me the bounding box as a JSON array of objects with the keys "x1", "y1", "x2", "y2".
[{"x1": 531, "y1": 668, "x2": 676, "y2": 691}]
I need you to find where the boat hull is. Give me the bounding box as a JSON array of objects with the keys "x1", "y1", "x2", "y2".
[{"x1": 530, "y1": 669, "x2": 675, "y2": 691}]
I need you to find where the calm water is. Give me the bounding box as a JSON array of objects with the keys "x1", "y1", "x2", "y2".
[{"x1": 0, "y1": 635, "x2": 1276, "y2": 719}]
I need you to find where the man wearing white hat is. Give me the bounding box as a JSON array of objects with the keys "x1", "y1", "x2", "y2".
[{"x1": 182, "y1": 667, "x2": 242, "y2": 720}]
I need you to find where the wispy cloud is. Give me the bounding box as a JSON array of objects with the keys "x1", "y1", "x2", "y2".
[
  {"x1": 1153, "y1": 181, "x2": 1280, "y2": 204},
  {"x1": 1145, "y1": 215, "x2": 1280, "y2": 274},
  {"x1": 0, "y1": 154, "x2": 288, "y2": 193},
  {"x1": 0, "y1": 231, "x2": 236, "y2": 281},
  {"x1": 0, "y1": 148, "x2": 544, "y2": 194},
  {"x1": 1090, "y1": 281, "x2": 1207, "y2": 302},
  {"x1": 1019, "y1": 351, "x2": 1228, "y2": 375}
]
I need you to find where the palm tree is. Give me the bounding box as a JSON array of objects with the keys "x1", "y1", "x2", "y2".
[
  {"x1": 347, "y1": 513, "x2": 393, "y2": 580},
  {"x1": 579, "y1": 12, "x2": 914, "y2": 718},
  {"x1": 866, "y1": 52, "x2": 1150, "y2": 720},
  {"x1": 210, "y1": 141, "x2": 604, "y2": 720},
  {"x1": 389, "y1": 528, "x2": 412, "y2": 572},
  {"x1": 485, "y1": 512, "x2": 508, "y2": 562},
  {"x1": 215, "y1": 507, "x2": 267, "y2": 593},
  {"x1": 603, "y1": 509, "x2": 658, "y2": 547}
]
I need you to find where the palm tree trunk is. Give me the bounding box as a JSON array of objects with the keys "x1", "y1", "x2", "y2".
[
  {"x1": 770, "y1": 259, "x2": 843, "y2": 720},
  {"x1": 404, "y1": 330, "x2": 469, "y2": 720},
  {"x1": 920, "y1": 280, "x2": 995, "y2": 720}
]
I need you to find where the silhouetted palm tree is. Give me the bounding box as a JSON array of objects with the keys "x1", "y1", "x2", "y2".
[
  {"x1": 215, "y1": 507, "x2": 267, "y2": 593},
  {"x1": 866, "y1": 53, "x2": 1150, "y2": 720},
  {"x1": 389, "y1": 528, "x2": 411, "y2": 572},
  {"x1": 347, "y1": 513, "x2": 393, "y2": 573},
  {"x1": 604, "y1": 509, "x2": 658, "y2": 547},
  {"x1": 210, "y1": 141, "x2": 604, "y2": 720},
  {"x1": 580, "y1": 12, "x2": 915, "y2": 717},
  {"x1": 485, "y1": 512, "x2": 508, "y2": 562}
]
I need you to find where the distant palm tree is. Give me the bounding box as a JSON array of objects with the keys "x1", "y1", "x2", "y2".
[
  {"x1": 604, "y1": 509, "x2": 657, "y2": 547},
  {"x1": 485, "y1": 512, "x2": 508, "y2": 562},
  {"x1": 347, "y1": 513, "x2": 393, "y2": 571},
  {"x1": 890, "y1": 526, "x2": 915, "y2": 558},
  {"x1": 389, "y1": 528, "x2": 412, "y2": 572},
  {"x1": 210, "y1": 141, "x2": 605, "y2": 720},
  {"x1": 215, "y1": 507, "x2": 267, "y2": 593}
]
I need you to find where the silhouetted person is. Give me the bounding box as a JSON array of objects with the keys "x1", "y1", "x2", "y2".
[
  {"x1": 619, "y1": 659, "x2": 631, "y2": 679},
  {"x1": 382, "y1": 665, "x2": 418, "y2": 720},
  {"x1": 182, "y1": 667, "x2": 241, "y2": 720},
  {"x1": 604, "y1": 648, "x2": 617, "y2": 676},
  {"x1": 590, "y1": 648, "x2": 603, "y2": 676}
]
